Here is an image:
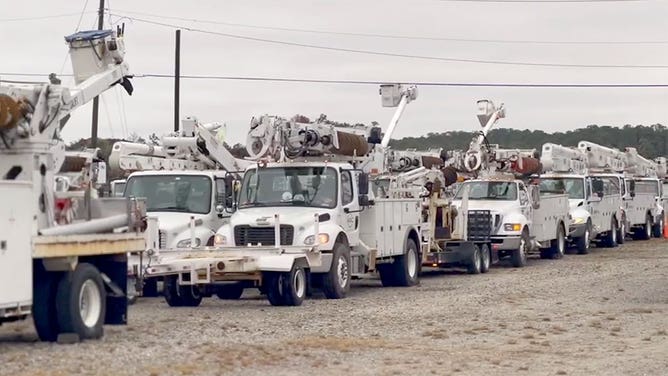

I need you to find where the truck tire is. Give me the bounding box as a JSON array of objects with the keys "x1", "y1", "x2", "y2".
[
  {"x1": 142, "y1": 277, "x2": 159, "y2": 297},
  {"x1": 511, "y1": 229, "x2": 529, "y2": 267},
  {"x1": 32, "y1": 269, "x2": 61, "y2": 342},
  {"x1": 639, "y1": 214, "x2": 652, "y2": 240},
  {"x1": 392, "y1": 238, "x2": 420, "y2": 286},
  {"x1": 576, "y1": 222, "x2": 592, "y2": 255},
  {"x1": 163, "y1": 276, "x2": 202, "y2": 307},
  {"x1": 265, "y1": 265, "x2": 306, "y2": 307},
  {"x1": 480, "y1": 244, "x2": 491, "y2": 273},
  {"x1": 546, "y1": 224, "x2": 565, "y2": 260},
  {"x1": 603, "y1": 218, "x2": 618, "y2": 248},
  {"x1": 216, "y1": 282, "x2": 244, "y2": 300},
  {"x1": 653, "y1": 215, "x2": 664, "y2": 238},
  {"x1": 321, "y1": 242, "x2": 351, "y2": 299},
  {"x1": 55, "y1": 263, "x2": 106, "y2": 340},
  {"x1": 617, "y1": 216, "x2": 626, "y2": 245},
  {"x1": 466, "y1": 245, "x2": 482, "y2": 274}
]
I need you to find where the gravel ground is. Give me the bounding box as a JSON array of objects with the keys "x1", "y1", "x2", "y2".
[{"x1": 1, "y1": 239, "x2": 667, "y2": 376}]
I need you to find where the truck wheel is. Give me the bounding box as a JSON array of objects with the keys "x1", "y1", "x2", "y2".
[
  {"x1": 603, "y1": 218, "x2": 618, "y2": 248},
  {"x1": 617, "y1": 216, "x2": 626, "y2": 245},
  {"x1": 576, "y1": 222, "x2": 592, "y2": 254},
  {"x1": 480, "y1": 244, "x2": 491, "y2": 273},
  {"x1": 547, "y1": 224, "x2": 565, "y2": 259},
  {"x1": 163, "y1": 276, "x2": 184, "y2": 307},
  {"x1": 466, "y1": 245, "x2": 482, "y2": 274},
  {"x1": 265, "y1": 265, "x2": 306, "y2": 307},
  {"x1": 32, "y1": 269, "x2": 61, "y2": 342},
  {"x1": 142, "y1": 278, "x2": 159, "y2": 297},
  {"x1": 264, "y1": 272, "x2": 286, "y2": 306},
  {"x1": 511, "y1": 230, "x2": 529, "y2": 267},
  {"x1": 322, "y1": 243, "x2": 351, "y2": 299},
  {"x1": 392, "y1": 238, "x2": 420, "y2": 286},
  {"x1": 216, "y1": 283, "x2": 244, "y2": 300},
  {"x1": 653, "y1": 215, "x2": 664, "y2": 238},
  {"x1": 178, "y1": 285, "x2": 203, "y2": 307},
  {"x1": 55, "y1": 263, "x2": 106, "y2": 340},
  {"x1": 639, "y1": 214, "x2": 652, "y2": 240}
]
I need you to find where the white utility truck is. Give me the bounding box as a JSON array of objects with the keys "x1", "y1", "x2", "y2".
[
  {"x1": 540, "y1": 142, "x2": 623, "y2": 253},
  {"x1": 578, "y1": 142, "x2": 662, "y2": 243},
  {"x1": 451, "y1": 101, "x2": 570, "y2": 267},
  {"x1": 0, "y1": 28, "x2": 145, "y2": 341},
  {"x1": 108, "y1": 117, "x2": 249, "y2": 297},
  {"x1": 143, "y1": 84, "x2": 434, "y2": 306}
]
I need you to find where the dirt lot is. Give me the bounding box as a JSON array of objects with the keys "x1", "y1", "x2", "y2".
[{"x1": 1, "y1": 239, "x2": 667, "y2": 376}]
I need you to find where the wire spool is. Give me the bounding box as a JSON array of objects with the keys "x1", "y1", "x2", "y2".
[
  {"x1": 421, "y1": 156, "x2": 444, "y2": 169},
  {"x1": 0, "y1": 94, "x2": 23, "y2": 130},
  {"x1": 440, "y1": 166, "x2": 459, "y2": 187},
  {"x1": 513, "y1": 157, "x2": 542, "y2": 176},
  {"x1": 331, "y1": 131, "x2": 369, "y2": 156}
]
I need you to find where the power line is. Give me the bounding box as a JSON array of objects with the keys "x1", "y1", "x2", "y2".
[
  {"x1": 74, "y1": 0, "x2": 91, "y2": 31},
  {"x1": 0, "y1": 12, "x2": 95, "y2": 22},
  {"x1": 109, "y1": 15, "x2": 668, "y2": 69},
  {"x1": 3, "y1": 72, "x2": 667, "y2": 88},
  {"x1": 109, "y1": 9, "x2": 667, "y2": 45}
]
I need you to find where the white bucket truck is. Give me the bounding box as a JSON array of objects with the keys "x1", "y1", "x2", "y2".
[
  {"x1": 144, "y1": 84, "x2": 434, "y2": 306},
  {"x1": 450, "y1": 101, "x2": 570, "y2": 267},
  {"x1": 577, "y1": 142, "x2": 662, "y2": 243},
  {"x1": 540, "y1": 142, "x2": 623, "y2": 253},
  {"x1": 108, "y1": 117, "x2": 249, "y2": 297},
  {"x1": 0, "y1": 27, "x2": 145, "y2": 341}
]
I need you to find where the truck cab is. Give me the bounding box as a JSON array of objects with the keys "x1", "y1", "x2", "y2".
[
  {"x1": 452, "y1": 177, "x2": 569, "y2": 266},
  {"x1": 630, "y1": 177, "x2": 663, "y2": 238},
  {"x1": 124, "y1": 170, "x2": 234, "y2": 295},
  {"x1": 215, "y1": 161, "x2": 365, "y2": 270}
]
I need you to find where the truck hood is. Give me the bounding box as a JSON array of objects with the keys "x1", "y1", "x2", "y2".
[
  {"x1": 231, "y1": 206, "x2": 333, "y2": 228},
  {"x1": 147, "y1": 212, "x2": 209, "y2": 233},
  {"x1": 453, "y1": 200, "x2": 517, "y2": 214}
]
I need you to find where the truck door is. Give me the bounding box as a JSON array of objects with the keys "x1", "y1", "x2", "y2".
[
  {"x1": 519, "y1": 183, "x2": 533, "y2": 234},
  {"x1": 340, "y1": 170, "x2": 360, "y2": 246}
]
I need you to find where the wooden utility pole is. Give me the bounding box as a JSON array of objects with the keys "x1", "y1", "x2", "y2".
[
  {"x1": 174, "y1": 29, "x2": 181, "y2": 132},
  {"x1": 90, "y1": 0, "x2": 105, "y2": 147}
]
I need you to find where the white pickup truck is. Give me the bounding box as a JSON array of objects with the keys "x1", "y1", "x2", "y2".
[{"x1": 451, "y1": 177, "x2": 569, "y2": 266}]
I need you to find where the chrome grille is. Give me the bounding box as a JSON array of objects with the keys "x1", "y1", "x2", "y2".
[
  {"x1": 158, "y1": 230, "x2": 167, "y2": 249},
  {"x1": 234, "y1": 225, "x2": 294, "y2": 246}
]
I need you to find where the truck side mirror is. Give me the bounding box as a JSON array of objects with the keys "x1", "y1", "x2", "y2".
[
  {"x1": 358, "y1": 172, "x2": 369, "y2": 195},
  {"x1": 628, "y1": 180, "x2": 636, "y2": 197}
]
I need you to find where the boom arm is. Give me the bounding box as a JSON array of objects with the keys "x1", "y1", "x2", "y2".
[
  {"x1": 0, "y1": 28, "x2": 132, "y2": 150},
  {"x1": 109, "y1": 116, "x2": 250, "y2": 174}
]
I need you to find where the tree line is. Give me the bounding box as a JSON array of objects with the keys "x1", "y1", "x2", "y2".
[
  {"x1": 389, "y1": 124, "x2": 668, "y2": 159},
  {"x1": 66, "y1": 122, "x2": 668, "y2": 180}
]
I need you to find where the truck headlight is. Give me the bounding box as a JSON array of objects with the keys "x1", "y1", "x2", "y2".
[
  {"x1": 304, "y1": 233, "x2": 330, "y2": 245},
  {"x1": 177, "y1": 238, "x2": 201, "y2": 248},
  {"x1": 503, "y1": 223, "x2": 522, "y2": 232},
  {"x1": 213, "y1": 234, "x2": 227, "y2": 246},
  {"x1": 571, "y1": 217, "x2": 586, "y2": 225}
]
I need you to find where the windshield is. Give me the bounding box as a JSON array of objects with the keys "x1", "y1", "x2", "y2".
[
  {"x1": 239, "y1": 166, "x2": 337, "y2": 209},
  {"x1": 539, "y1": 178, "x2": 585, "y2": 199},
  {"x1": 454, "y1": 181, "x2": 518, "y2": 201},
  {"x1": 112, "y1": 182, "x2": 126, "y2": 197},
  {"x1": 125, "y1": 175, "x2": 212, "y2": 214}
]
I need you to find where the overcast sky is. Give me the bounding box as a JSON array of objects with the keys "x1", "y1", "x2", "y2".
[{"x1": 2, "y1": 0, "x2": 667, "y2": 145}]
